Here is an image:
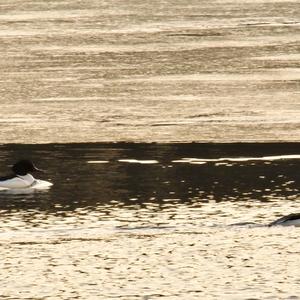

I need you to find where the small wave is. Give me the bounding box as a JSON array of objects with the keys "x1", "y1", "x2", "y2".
[
  {"x1": 87, "y1": 160, "x2": 110, "y2": 164},
  {"x1": 172, "y1": 154, "x2": 300, "y2": 164},
  {"x1": 118, "y1": 159, "x2": 159, "y2": 164},
  {"x1": 86, "y1": 155, "x2": 300, "y2": 165},
  {"x1": 116, "y1": 225, "x2": 175, "y2": 231}
]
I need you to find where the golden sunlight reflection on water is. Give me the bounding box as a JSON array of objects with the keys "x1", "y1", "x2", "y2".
[
  {"x1": 0, "y1": 0, "x2": 299, "y2": 143},
  {"x1": 0, "y1": 223, "x2": 300, "y2": 299}
]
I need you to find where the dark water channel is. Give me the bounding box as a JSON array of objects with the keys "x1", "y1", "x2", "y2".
[{"x1": 0, "y1": 142, "x2": 299, "y2": 220}]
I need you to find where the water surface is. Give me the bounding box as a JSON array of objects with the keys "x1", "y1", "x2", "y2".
[
  {"x1": 0, "y1": 0, "x2": 299, "y2": 143},
  {"x1": 0, "y1": 143, "x2": 299, "y2": 299}
]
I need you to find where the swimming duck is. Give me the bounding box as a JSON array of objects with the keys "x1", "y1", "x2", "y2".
[
  {"x1": 0, "y1": 160, "x2": 52, "y2": 190},
  {"x1": 268, "y1": 213, "x2": 300, "y2": 227}
]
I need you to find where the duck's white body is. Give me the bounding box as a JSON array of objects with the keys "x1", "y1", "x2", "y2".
[
  {"x1": 0, "y1": 160, "x2": 52, "y2": 193},
  {"x1": 0, "y1": 174, "x2": 52, "y2": 191},
  {"x1": 0, "y1": 174, "x2": 35, "y2": 189}
]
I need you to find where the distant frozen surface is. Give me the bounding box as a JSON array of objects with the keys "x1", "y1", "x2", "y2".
[{"x1": 0, "y1": 0, "x2": 299, "y2": 143}]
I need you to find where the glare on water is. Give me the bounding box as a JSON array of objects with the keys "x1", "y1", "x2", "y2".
[{"x1": 0, "y1": 0, "x2": 299, "y2": 143}]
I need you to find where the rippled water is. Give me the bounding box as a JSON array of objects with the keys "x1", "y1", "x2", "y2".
[
  {"x1": 0, "y1": 0, "x2": 299, "y2": 143},
  {"x1": 0, "y1": 143, "x2": 299, "y2": 299}
]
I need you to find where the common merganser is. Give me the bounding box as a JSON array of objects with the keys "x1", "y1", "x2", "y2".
[
  {"x1": 268, "y1": 213, "x2": 300, "y2": 227},
  {"x1": 0, "y1": 160, "x2": 52, "y2": 190}
]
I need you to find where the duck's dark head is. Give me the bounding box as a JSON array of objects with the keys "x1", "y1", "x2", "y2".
[{"x1": 12, "y1": 160, "x2": 44, "y2": 176}]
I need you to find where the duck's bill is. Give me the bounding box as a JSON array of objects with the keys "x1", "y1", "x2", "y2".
[{"x1": 33, "y1": 167, "x2": 45, "y2": 173}]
